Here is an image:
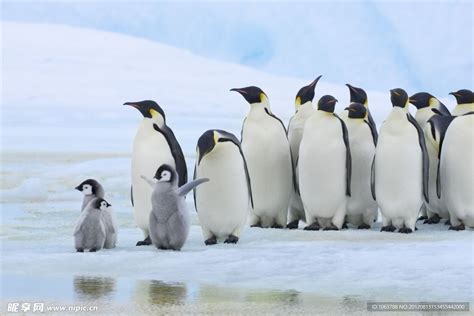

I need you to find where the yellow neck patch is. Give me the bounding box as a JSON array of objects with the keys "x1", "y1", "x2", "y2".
[
  {"x1": 260, "y1": 93, "x2": 268, "y2": 103},
  {"x1": 295, "y1": 96, "x2": 302, "y2": 107},
  {"x1": 149, "y1": 109, "x2": 160, "y2": 118},
  {"x1": 428, "y1": 97, "x2": 438, "y2": 108},
  {"x1": 213, "y1": 131, "x2": 219, "y2": 145}
]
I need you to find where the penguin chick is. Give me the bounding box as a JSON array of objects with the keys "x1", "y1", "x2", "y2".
[
  {"x1": 101, "y1": 204, "x2": 118, "y2": 249},
  {"x1": 75, "y1": 179, "x2": 105, "y2": 211},
  {"x1": 142, "y1": 164, "x2": 209, "y2": 251},
  {"x1": 449, "y1": 89, "x2": 474, "y2": 116},
  {"x1": 74, "y1": 198, "x2": 110, "y2": 252}
]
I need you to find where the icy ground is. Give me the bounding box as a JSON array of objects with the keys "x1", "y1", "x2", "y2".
[{"x1": 1, "y1": 22, "x2": 473, "y2": 310}]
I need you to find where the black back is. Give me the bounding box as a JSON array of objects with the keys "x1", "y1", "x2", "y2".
[
  {"x1": 334, "y1": 114, "x2": 352, "y2": 197},
  {"x1": 407, "y1": 114, "x2": 429, "y2": 202}
]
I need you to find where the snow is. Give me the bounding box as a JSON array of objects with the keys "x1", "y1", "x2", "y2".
[{"x1": 1, "y1": 22, "x2": 473, "y2": 308}]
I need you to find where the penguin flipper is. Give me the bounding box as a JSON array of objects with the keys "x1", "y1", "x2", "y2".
[
  {"x1": 193, "y1": 165, "x2": 198, "y2": 212},
  {"x1": 154, "y1": 124, "x2": 188, "y2": 187},
  {"x1": 370, "y1": 155, "x2": 376, "y2": 200},
  {"x1": 407, "y1": 114, "x2": 429, "y2": 203},
  {"x1": 437, "y1": 102, "x2": 451, "y2": 116},
  {"x1": 130, "y1": 186, "x2": 134, "y2": 207},
  {"x1": 334, "y1": 114, "x2": 352, "y2": 197},
  {"x1": 436, "y1": 159, "x2": 441, "y2": 199},
  {"x1": 291, "y1": 154, "x2": 300, "y2": 195},
  {"x1": 176, "y1": 178, "x2": 209, "y2": 197},
  {"x1": 367, "y1": 110, "x2": 378, "y2": 144}
]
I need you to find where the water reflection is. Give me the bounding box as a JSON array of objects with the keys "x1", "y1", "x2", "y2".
[
  {"x1": 134, "y1": 279, "x2": 187, "y2": 306},
  {"x1": 73, "y1": 275, "x2": 116, "y2": 300}
]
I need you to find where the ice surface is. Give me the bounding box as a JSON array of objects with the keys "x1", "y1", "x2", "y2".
[{"x1": 1, "y1": 22, "x2": 473, "y2": 308}]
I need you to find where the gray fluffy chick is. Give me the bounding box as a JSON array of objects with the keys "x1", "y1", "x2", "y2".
[
  {"x1": 74, "y1": 198, "x2": 111, "y2": 252},
  {"x1": 141, "y1": 164, "x2": 209, "y2": 251}
]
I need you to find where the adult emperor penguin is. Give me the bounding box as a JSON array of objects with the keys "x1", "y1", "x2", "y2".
[
  {"x1": 231, "y1": 86, "x2": 293, "y2": 228},
  {"x1": 422, "y1": 113, "x2": 455, "y2": 224},
  {"x1": 125, "y1": 100, "x2": 187, "y2": 246},
  {"x1": 450, "y1": 89, "x2": 474, "y2": 116},
  {"x1": 299, "y1": 95, "x2": 351, "y2": 230},
  {"x1": 373, "y1": 88, "x2": 429, "y2": 233},
  {"x1": 341, "y1": 84, "x2": 378, "y2": 144},
  {"x1": 409, "y1": 92, "x2": 450, "y2": 222},
  {"x1": 194, "y1": 130, "x2": 251, "y2": 245},
  {"x1": 344, "y1": 103, "x2": 377, "y2": 229},
  {"x1": 439, "y1": 112, "x2": 474, "y2": 230},
  {"x1": 286, "y1": 76, "x2": 321, "y2": 229}
]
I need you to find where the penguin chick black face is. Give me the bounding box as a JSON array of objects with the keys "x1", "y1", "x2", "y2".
[
  {"x1": 230, "y1": 86, "x2": 268, "y2": 105},
  {"x1": 345, "y1": 103, "x2": 367, "y2": 119},
  {"x1": 317, "y1": 95, "x2": 338, "y2": 113},
  {"x1": 346, "y1": 84, "x2": 368, "y2": 105},
  {"x1": 295, "y1": 76, "x2": 322, "y2": 106},
  {"x1": 390, "y1": 88, "x2": 409, "y2": 108},
  {"x1": 94, "y1": 198, "x2": 111, "y2": 210},
  {"x1": 124, "y1": 100, "x2": 166, "y2": 123},
  {"x1": 449, "y1": 89, "x2": 473, "y2": 104},
  {"x1": 409, "y1": 92, "x2": 437, "y2": 109},
  {"x1": 154, "y1": 164, "x2": 175, "y2": 183},
  {"x1": 75, "y1": 179, "x2": 100, "y2": 195}
]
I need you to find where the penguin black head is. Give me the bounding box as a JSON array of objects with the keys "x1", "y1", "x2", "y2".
[
  {"x1": 196, "y1": 129, "x2": 239, "y2": 165},
  {"x1": 230, "y1": 86, "x2": 268, "y2": 105},
  {"x1": 124, "y1": 100, "x2": 166, "y2": 121},
  {"x1": 390, "y1": 88, "x2": 409, "y2": 108},
  {"x1": 409, "y1": 92, "x2": 437, "y2": 109},
  {"x1": 75, "y1": 179, "x2": 100, "y2": 196},
  {"x1": 94, "y1": 198, "x2": 111, "y2": 210},
  {"x1": 449, "y1": 89, "x2": 473, "y2": 104},
  {"x1": 154, "y1": 164, "x2": 175, "y2": 183},
  {"x1": 346, "y1": 84, "x2": 368, "y2": 105},
  {"x1": 345, "y1": 103, "x2": 367, "y2": 119},
  {"x1": 295, "y1": 76, "x2": 322, "y2": 107},
  {"x1": 317, "y1": 95, "x2": 338, "y2": 113}
]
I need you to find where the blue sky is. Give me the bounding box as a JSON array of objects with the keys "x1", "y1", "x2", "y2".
[{"x1": 2, "y1": 1, "x2": 472, "y2": 96}]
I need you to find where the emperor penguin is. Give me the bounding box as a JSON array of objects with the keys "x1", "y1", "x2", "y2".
[
  {"x1": 194, "y1": 130, "x2": 252, "y2": 245},
  {"x1": 344, "y1": 103, "x2": 378, "y2": 229},
  {"x1": 75, "y1": 179, "x2": 104, "y2": 211},
  {"x1": 341, "y1": 84, "x2": 378, "y2": 144},
  {"x1": 125, "y1": 100, "x2": 187, "y2": 246},
  {"x1": 286, "y1": 76, "x2": 321, "y2": 229},
  {"x1": 423, "y1": 113, "x2": 455, "y2": 224},
  {"x1": 141, "y1": 164, "x2": 208, "y2": 251},
  {"x1": 450, "y1": 89, "x2": 474, "y2": 116},
  {"x1": 373, "y1": 89, "x2": 429, "y2": 233},
  {"x1": 74, "y1": 198, "x2": 111, "y2": 252},
  {"x1": 439, "y1": 112, "x2": 474, "y2": 230},
  {"x1": 409, "y1": 92, "x2": 450, "y2": 222},
  {"x1": 298, "y1": 95, "x2": 351, "y2": 230},
  {"x1": 231, "y1": 86, "x2": 293, "y2": 229}
]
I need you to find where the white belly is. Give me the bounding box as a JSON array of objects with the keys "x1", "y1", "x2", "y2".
[
  {"x1": 195, "y1": 143, "x2": 249, "y2": 238},
  {"x1": 415, "y1": 107, "x2": 433, "y2": 129},
  {"x1": 132, "y1": 130, "x2": 175, "y2": 234},
  {"x1": 345, "y1": 120, "x2": 377, "y2": 218},
  {"x1": 441, "y1": 115, "x2": 474, "y2": 226},
  {"x1": 299, "y1": 113, "x2": 347, "y2": 220},
  {"x1": 242, "y1": 117, "x2": 292, "y2": 219},
  {"x1": 375, "y1": 111, "x2": 422, "y2": 226}
]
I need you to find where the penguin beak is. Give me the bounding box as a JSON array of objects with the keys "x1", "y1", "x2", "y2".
[
  {"x1": 230, "y1": 88, "x2": 247, "y2": 95},
  {"x1": 448, "y1": 92, "x2": 458, "y2": 97},
  {"x1": 75, "y1": 185, "x2": 81, "y2": 191},
  {"x1": 124, "y1": 102, "x2": 149, "y2": 118},
  {"x1": 309, "y1": 75, "x2": 322, "y2": 88},
  {"x1": 107, "y1": 202, "x2": 112, "y2": 207}
]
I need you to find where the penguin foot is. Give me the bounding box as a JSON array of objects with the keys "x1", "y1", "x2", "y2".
[
  {"x1": 76, "y1": 248, "x2": 84, "y2": 253},
  {"x1": 424, "y1": 214, "x2": 441, "y2": 224},
  {"x1": 89, "y1": 248, "x2": 97, "y2": 252},
  {"x1": 271, "y1": 223, "x2": 284, "y2": 229},
  {"x1": 380, "y1": 225, "x2": 396, "y2": 232},
  {"x1": 286, "y1": 220, "x2": 299, "y2": 229},
  {"x1": 224, "y1": 235, "x2": 239, "y2": 244},
  {"x1": 342, "y1": 223, "x2": 348, "y2": 229},
  {"x1": 323, "y1": 224, "x2": 339, "y2": 231},
  {"x1": 205, "y1": 236, "x2": 217, "y2": 245},
  {"x1": 398, "y1": 227, "x2": 413, "y2": 234},
  {"x1": 449, "y1": 223, "x2": 465, "y2": 231},
  {"x1": 417, "y1": 216, "x2": 428, "y2": 221},
  {"x1": 304, "y1": 223, "x2": 320, "y2": 231},
  {"x1": 250, "y1": 222, "x2": 262, "y2": 228},
  {"x1": 136, "y1": 236, "x2": 152, "y2": 246},
  {"x1": 415, "y1": 226, "x2": 418, "y2": 231},
  {"x1": 445, "y1": 220, "x2": 451, "y2": 226},
  {"x1": 358, "y1": 223, "x2": 371, "y2": 229}
]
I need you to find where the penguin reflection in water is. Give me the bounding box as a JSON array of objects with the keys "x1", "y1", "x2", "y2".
[
  {"x1": 141, "y1": 164, "x2": 208, "y2": 251},
  {"x1": 373, "y1": 89, "x2": 429, "y2": 233}
]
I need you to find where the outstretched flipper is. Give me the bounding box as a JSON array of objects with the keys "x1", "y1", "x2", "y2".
[
  {"x1": 176, "y1": 178, "x2": 210, "y2": 197},
  {"x1": 140, "y1": 175, "x2": 156, "y2": 188}
]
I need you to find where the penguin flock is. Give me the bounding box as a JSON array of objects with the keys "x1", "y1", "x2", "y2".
[{"x1": 72, "y1": 82, "x2": 473, "y2": 252}]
